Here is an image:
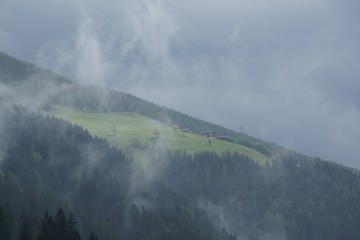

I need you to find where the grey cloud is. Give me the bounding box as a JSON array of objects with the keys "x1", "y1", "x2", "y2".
[
  {"x1": 0, "y1": 29, "x2": 19, "y2": 53},
  {"x1": 35, "y1": 3, "x2": 112, "y2": 86},
  {"x1": 0, "y1": 0, "x2": 79, "y2": 60}
]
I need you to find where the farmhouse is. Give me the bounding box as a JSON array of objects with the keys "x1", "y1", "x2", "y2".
[
  {"x1": 181, "y1": 128, "x2": 192, "y2": 133},
  {"x1": 218, "y1": 136, "x2": 235, "y2": 143},
  {"x1": 200, "y1": 131, "x2": 217, "y2": 138}
]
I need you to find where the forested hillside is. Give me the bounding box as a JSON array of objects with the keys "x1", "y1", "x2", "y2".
[
  {"x1": 0, "y1": 107, "x2": 236, "y2": 240},
  {"x1": 2, "y1": 52, "x2": 360, "y2": 240},
  {"x1": 1, "y1": 107, "x2": 360, "y2": 240}
]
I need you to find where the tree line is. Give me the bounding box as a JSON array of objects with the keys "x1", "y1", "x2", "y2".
[{"x1": 0, "y1": 203, "x2": 98, "y2": 240}]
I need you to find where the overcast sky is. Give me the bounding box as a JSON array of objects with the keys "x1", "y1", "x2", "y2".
[{"x1": 1, "y1": 0, "x2": 360, "y2": 168}]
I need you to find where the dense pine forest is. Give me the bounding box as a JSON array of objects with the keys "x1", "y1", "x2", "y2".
[{"x1": 1, "y1": 52, "x2": 360, "y2": 239}]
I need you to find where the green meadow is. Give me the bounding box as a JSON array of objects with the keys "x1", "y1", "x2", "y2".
[{"x1": 49, "y1": 107, "x2": 268, "y2": 164}]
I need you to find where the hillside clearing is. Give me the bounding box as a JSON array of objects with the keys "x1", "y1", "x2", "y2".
[{"x1": 49, "y1": 107, "x2": 268, "y2": 164}]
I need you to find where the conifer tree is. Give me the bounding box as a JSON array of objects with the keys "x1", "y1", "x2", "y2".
[
  {"x1": 0, "y1": 203, "x2": 5, "y2": 240},
  {"x1": 18, "y1": 219, "x2": 33, "y2": 240},
  {"x1": 54, "y1": 209, "x2": 67, "y2": 240},
  {"x1": 36, "y1": 211, "x2": 56, "y2": 240},
  {"x1": 67, "y1": 213, "x2": 81, "y2": 240},
  {"x1": 0, "y1": 203, "x2": 14, "y2": 240},
  {"x1": 88, "y1": 231, "x2": 98, "y2": 240},
  {"x1": 36, "y1": 209, "x2": 81, "y2": 240}
]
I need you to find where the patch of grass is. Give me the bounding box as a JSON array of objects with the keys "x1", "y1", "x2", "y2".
[{"x1": 49, "y1": 107, "x2": 268, "y2": 164}]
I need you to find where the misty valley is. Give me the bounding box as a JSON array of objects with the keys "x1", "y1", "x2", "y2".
[{"x1": 2, "y1": 52, "x2": 360, "y2": 240}]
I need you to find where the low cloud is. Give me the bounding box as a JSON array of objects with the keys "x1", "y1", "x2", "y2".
[
  {"x1": 0, "y1": 29, "x2": 19, "y2": 53},
  {"x1": 36, "y1": 4, "x2": 111, "y2": 86},
  {"x1": 198, "y1": 200, "x2": 287, "y2": 240},
  {"x1": 128, "y1": 136, "x2": 171, "y2": 197}
]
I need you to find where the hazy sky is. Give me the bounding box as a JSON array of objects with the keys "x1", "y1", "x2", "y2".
[{"x1": 1, "y1": 0, "x2": 360, "y2": 168}]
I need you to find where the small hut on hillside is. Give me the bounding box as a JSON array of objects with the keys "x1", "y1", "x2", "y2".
[{"x1": 200, "y1": 131, "x2": 217, "y2": 138}]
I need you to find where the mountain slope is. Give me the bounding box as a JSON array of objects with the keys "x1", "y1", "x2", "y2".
[
  {"x1": 2, "y1": 107, "x2": 360, "y2": 240},
  {"x1": 0, "y1": 107, "x2": 236, "y2": 240},
  {"x1": 2, "y1": 52, "x2": 360, "y2": 240}
]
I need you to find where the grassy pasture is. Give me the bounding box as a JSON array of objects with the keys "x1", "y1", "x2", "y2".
[{"x1": 49, "y1": 107, "x2": 268, "y2": 164}]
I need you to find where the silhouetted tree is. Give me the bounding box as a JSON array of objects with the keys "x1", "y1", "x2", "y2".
[
  {"x1": 54, "y1": 209, "x2": 67, "y2": 240},
  {"x1": 67, "y1": 213, "x2": 81, "y2": 240},
  {"x1": 110, "y1": 123, "x2": 116, "y2": 136},
  {"x1": 88, "y1": 231, "x2": 98, "y2": 240},
  {"x1": 0, "y1": 203, "x2": 14, "y2": 240},
  {"x1": 18, "y1": 219, "x2": 33, "y2": 240},
  {"x1": 36, "y1": 211, "x2": 56, "y2": 240},
  {"x1": 36, "y1": 210, "x2": 81, "y2": 240}
]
